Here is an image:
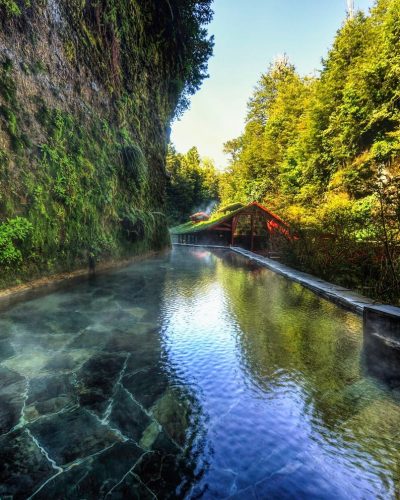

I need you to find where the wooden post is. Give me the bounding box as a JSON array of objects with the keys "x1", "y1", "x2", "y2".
[
  {"x1": 250, "y1": 213, "x2": 254, "y2": 252},
  {"x1": 231, "y1": 216, "x2": 238, "y2": 246}
]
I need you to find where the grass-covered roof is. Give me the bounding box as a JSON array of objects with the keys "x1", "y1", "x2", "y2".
[
  {"x1": 170, "y1": 205, "x2": 245, "y2": 235},
  {"x1": 170, "y1": 202, "x2": 290, "y2": 235}
]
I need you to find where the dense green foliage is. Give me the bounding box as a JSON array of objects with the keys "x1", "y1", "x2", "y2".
[
  {"x1": 0, "y1": 217, "x2": 32, "y2": 265},
  {"x1": 219, "y1": 0, "x2": 400, "y2": 302},
  {"x1": 62, "y1": 0, "x2": 214, "y2": 117},
  {"x1": 166, "y1": 145, "x2": 219, "y2": 225},
  {"x1": 0, "y1": 0, "x2": 29, "y2": 16},
  {"x1": 0, "y1": 0, "x2": 213, "y2": 287}
]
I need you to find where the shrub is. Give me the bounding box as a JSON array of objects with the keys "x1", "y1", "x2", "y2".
[{"x1": 0, "y1": 217, "x2": 32, "y2": 266}]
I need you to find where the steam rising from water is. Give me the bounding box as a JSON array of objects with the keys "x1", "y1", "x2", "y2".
[{"x1": 192, "y1": 200, "x2": 218, "y2": 215}]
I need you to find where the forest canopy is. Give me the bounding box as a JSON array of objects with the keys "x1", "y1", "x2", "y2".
[
  {"x1": 219, "y1": 0, "x2": 400, "y2": 220},
  {"x1": 166, "y1": 145, "x2": 220, "y2": 225},
  {"x1": 214, "y1": 0, "x2": 400, "y2": 301},
  {"x1": 173, "y1": 0, "x2": 400, "y2": 302}
]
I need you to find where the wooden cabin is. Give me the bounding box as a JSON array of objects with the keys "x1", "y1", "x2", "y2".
[{"x1": 170, "y1": 202, "x2": 290, "y2": 255}]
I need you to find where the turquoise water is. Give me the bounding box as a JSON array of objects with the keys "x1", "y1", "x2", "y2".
[{"x1": 1, "y1": 246, "x2": 400, "y2": 498}]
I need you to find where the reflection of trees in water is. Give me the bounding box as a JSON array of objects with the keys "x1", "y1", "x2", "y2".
[
  {"x1": 362, "y1": 315, "x2": 400, "y2": 389},
  {"x1": 159, "y1": 248, "x2": 214, "y2": 496},
  {"x1": 215, "y1": 254, "x2": 362, "y2": 398},
  {"x1": 211, "y1": 248, "x2": 262, "y2": 273},
  {"x1": 214, "y1": 252, "x2": 400, "y2": 482},
  {"x1": 165, "y1": 247, "x2": 218, "y2": 301},
  {"x1": 156, "y1": 247, "x2": 400, "y2": 493}
]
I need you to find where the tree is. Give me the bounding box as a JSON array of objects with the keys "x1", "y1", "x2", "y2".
[
  {"x1": 218, "y1": 0, "x2": 400, "y2": 302},
  {"x1": 166, "y1": 145, "x2": 220, "y2": 225}
]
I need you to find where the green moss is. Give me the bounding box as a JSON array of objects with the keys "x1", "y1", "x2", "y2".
[
  {"x1": 0, "y1": 105, "x2": 25, "y2": 151},
  {"x1": 0, "y1": 101, "x2": 169, "y2": 285},
  {"x1": 0, "y1": 58, "x2": 28, "y2": 151},
  {"x1": 63, "y1": 40, "x2": 76, "y2": 64},
  {"x1": 170, "y1": 206, "x2": 244, "y2": 235},
  {"x1": 0, "y1": 0, "x2": 213, "y2": 288},
  {"x1": 0, "y1": 106, "x2": 17, "y2": 136},
  {"x1": 30, "y1": 60, "x2": 47, "y2": 75},
  {"x1": 217, "y1": 202, "x2": 244, "y2": 214},
  {"x1": 0, "y1": 59, "x2": 17, "y2": 105},
  {"x1": 0, "y1": 0, "x2": 22, "y2": 16},
  {"x1": 0, "y1": 0, "x2": 30, "y2": 17}
]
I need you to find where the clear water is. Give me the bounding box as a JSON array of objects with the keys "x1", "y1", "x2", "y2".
[{"x1": 1, "y1": 246, "x2": 400, "y2": 499}]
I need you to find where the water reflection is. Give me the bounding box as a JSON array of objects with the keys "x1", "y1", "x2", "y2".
[
  {"x1": 161, "y1": 248, "x2": 400, "y2": 498},
  {"x1": 1, "y1": 247, "x2": 400, "y2": 498}
]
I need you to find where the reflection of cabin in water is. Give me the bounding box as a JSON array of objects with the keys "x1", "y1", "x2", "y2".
[{"x1": 170, "y1": 202, "x2": 290, "y2": 255}]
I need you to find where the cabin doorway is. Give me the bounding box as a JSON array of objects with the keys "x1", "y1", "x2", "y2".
[{"x1": 231, "y1": 212, "x2": 269, "y2": 252}]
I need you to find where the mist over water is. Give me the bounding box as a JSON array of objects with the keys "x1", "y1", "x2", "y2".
[{"x1": 1, "y1": 246, "x2": 400, "y2": 498}]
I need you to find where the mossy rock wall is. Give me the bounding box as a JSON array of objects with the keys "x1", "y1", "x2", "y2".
[{"x1": 0, "y1": 1, "x2": 212, "y2": 287}]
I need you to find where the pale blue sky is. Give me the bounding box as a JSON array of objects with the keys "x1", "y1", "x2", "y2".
[{"x1": 171, "y1": 0, "x2": 374, "y2": 168}]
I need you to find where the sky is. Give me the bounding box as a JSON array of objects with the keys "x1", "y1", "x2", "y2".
[{"x1": 171, "y1": 0, "x2": 374, "y2": 169}]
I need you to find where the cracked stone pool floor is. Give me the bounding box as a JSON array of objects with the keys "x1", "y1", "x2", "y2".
[
  {"x1": 2, "y1": 247, "x2": 400, "y2": 499},
  {"x1": 0, "y1": 256, "x2": 193, "y2": 499}
]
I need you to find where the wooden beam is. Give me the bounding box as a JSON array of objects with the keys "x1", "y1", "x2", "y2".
[
  {"x1": 250, "y1": 213, "x2": 254, "y2": 252},
  {"x1": 211, "y1": 226, "x2": 232, "y2": 232},
  {"x1": 231, "y1": 216, "x2": 238, "y2": 246}
]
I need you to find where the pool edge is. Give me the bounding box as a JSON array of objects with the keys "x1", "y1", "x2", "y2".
[
  {"x1": 0, "y1": 249, "x2": 170, "y2": 312},
  {"x1": 173, "y1": 243, "x2": 382, "y2": 316},
  {"x1": 230, "y1": 246, "x2": 382, "y2": 315}
]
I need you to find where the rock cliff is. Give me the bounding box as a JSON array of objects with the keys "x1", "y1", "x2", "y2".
[{"x1": 0, "y1": 0, "x2": 213, "y2": 286}]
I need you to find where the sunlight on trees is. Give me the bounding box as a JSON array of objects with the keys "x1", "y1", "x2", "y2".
[{"x1": 217, "y1": 0, "x2": 400, "y2": 301}]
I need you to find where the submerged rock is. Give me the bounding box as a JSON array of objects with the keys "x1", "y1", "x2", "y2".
[
  {"x1": 152, "y1": 388, "x2": 190, "y2": 447},
  {"x1": 28, "y1": 407, "x2": 120, "y2": 466},
  {"x1": 132, "y1": 450, "x2": 186, "y2": 499},
  {"x1": 139, "y1": 421, "x2": 161, "y2": 450},
  {"x1": 4, "y1": 351, "x2": 55, "y2": 378},
  {"x1": 109, "y1": 386, "x2": 152, "y2": 442},
  {"x1": 77, "y1": 353, "x2": 127, "y2": 415},
  {"x1": 0, "y1": 338, "x2": 15, "y2": 362},
  {"x1": 122, "y1": 367, "x2": 169, "y2": 410},
  {"x1": 0, "y1": 366, "x2": 26, "y2": 434},
  {"x1": 107, "y1": 471, "x2": 156, "y2": 499},
  {"x1": 68, "y1": 328, "x2": 112, "y2": 350},
  {"x1": 0, "y1": 429, "x2": 55, "y2": 499},
  {"x1": 31, "y1": 441, "x2": 144, "y2": 499},
  {"x1": 25, "y1": 374, "x2": 76, "y2": 421}
]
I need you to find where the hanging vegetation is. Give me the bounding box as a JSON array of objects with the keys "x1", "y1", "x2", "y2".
[{"x1": 0, "y1": 0, "x2": 213, "y2": 287}]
